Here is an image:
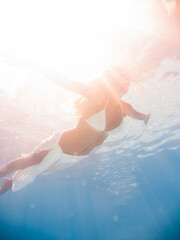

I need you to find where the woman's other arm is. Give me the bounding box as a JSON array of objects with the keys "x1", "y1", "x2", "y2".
[{"x1": 121, "y1": 101, "x2": 150, "y2": 125}]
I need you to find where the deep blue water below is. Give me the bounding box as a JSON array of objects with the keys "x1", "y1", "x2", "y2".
[{"x1": 0, "y1": 146, "x2": 180, "y2": 240}]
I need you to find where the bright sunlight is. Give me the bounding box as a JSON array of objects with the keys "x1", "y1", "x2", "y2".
[{"x1": 0, "y1": 0, "x2": 155, "y2": 95}]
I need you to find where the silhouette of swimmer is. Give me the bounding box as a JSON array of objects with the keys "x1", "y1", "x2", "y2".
[{"x1": 0, "y1": 66, "x2": 150, "y2": 195}]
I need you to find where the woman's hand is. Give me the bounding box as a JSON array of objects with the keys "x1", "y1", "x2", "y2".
[{"x1": 144, "y1": 112, "x2": 151, "y2": 125}]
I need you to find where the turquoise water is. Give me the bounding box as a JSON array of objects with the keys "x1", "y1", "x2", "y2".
[
  {"x1": 0, "y1": 3, "x2": 180, "y2": 238},
  {"x1": 1, "y1": 147, "x2": 180, "y2": 240},
  {"x1": 0, "y1": 56, "x2": 180, "y2": 240}
]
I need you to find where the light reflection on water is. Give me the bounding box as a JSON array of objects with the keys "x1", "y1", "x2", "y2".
[
  {"x1": 0, "y1": 44, "x2": 180, "y2": 240},
  {"x1": 91, "y1": 58, "x2": 180, "y2": 200}
]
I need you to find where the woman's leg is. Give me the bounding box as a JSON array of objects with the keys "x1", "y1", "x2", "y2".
[
  {"x1": 0, "y1": 178, "x2": 12, "y2": 195},
  {"x1": 0, "y1": 150, "x2": 49, "y2": 178}
]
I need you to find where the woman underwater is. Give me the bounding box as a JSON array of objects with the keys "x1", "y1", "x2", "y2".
[{"x1": 0, "y1": 66, "x2": 150, "y2": 195}]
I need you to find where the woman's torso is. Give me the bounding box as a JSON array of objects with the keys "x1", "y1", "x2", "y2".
[
  {"x1": 59, "y1": 119, "x2": 108, "y2": 155},
  {"x1": 59, "y1": 97, "x2": 124, "y2": 156}
]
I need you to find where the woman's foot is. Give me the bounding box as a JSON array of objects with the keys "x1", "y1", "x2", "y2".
[
  {"x1": 0, "y1": 178, "x2": 12, "y2": 195},
  {"x1": 144, "y1": 112, "x2": 151, "y2": 125}
]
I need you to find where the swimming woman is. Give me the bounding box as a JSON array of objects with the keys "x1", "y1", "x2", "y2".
[{"x1": 0, "y1": 66, "x2": 150, "y2": 195}]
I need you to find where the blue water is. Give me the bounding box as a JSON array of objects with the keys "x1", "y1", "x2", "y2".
[
  {"x1": 1, "y1": 3, "x2": 180, "y2": 240},
  {"x1": 0, "y1": 58, "x2": 180, "y2": 239},
  {"x1": 1, "y1": 147, "x2": 180, "y2": 240}
]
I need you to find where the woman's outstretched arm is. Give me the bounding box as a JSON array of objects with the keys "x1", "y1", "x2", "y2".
[
  {"x1": 37, "y1": 66, "x2": 99, "y2": 99},
  {"x1": 6, "y1": 57, "x2": 99, "y2": 99}
]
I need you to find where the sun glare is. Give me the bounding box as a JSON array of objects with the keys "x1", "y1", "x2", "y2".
[{"x1": 0, "y1": 0, "x2": 154, "y2": 95}]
